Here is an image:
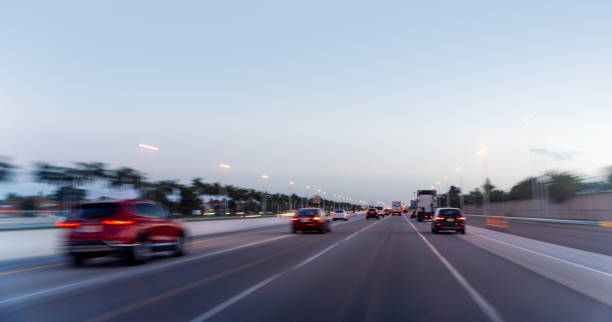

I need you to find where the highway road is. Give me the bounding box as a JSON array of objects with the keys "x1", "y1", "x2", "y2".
[{"x1": 1, "y1": 214, "x2": 611, "y2": 322}]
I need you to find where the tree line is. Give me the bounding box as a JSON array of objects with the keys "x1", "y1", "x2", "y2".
[
  {"x1": 0, "y1": 161, "x2": 357, "y2": 215},
  {"x1": 438, "y1": 170, "x2": 612, "y2": 208}
]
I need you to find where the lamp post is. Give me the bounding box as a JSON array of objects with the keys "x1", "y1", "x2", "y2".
[
  {"x1": 456, "y1": 166, "x2": 464, "y2": 209},
  {"x1": 261, "y1": 174, "x2": 269, "y2": 214},
  {"x1": 443, "y1": 176, "x2": 449, "y2": 207},
  {"x1": 477, "y1": 148, "x2": 489, "y2": 216},
  {"x1": 289, "y1": 181, "x2": 295, "y2": 210}
]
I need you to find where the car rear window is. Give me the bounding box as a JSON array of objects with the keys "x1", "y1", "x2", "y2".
[
  {"x1": 439, "y1": 209, "x2": 461, "y2": 217},
  {"x1": 297, "y1": 209, "x2": 318, "y2": 215},
  {"x1": 335, "y1": 210, "x2": 343, "y2": 213},
  {"x1": 73, "y1": 203, "x2": 121, "y2": 218}
]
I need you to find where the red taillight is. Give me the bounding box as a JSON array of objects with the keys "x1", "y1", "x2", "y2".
[
  {"x1": 101, "y1": 220, "x2": 134, "y2": 225},
  {"x1": 312, "y1": 216, "x2": 321, "y2": 221},
  {"x1": 434, "y1": 216, "x2": 445, "y2": 220},
  {"x1": 291, "y1": 217, "x2": 299, "y2": 221},
  {"x1": 458, "y1": 216, "x2": 466, "y2": 220},
  {"x1": 55, "y1": 222, "x2": 81, "y2": 228}
]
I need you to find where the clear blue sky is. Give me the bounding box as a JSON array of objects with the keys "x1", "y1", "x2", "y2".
[{"x1": 1, "y1": 1, "x2": 611, "y2": 202}]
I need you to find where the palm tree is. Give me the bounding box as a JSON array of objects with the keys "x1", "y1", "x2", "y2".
[
  {"x1": 73, "y1": 162, "x2": 110, "y2": 198},
  {"x1": 109, "y1": 167, "x2": 146, "y2": 198},
  {"x1": 0, "y1": 158, "x2": 16, "y2": 183}
]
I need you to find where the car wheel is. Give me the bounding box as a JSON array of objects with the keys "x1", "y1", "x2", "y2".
[
  {"x1": 461, "y1": 228, "x2": 466, "y2": 234},
  {"x1": 417, "y1": 218, "x2": 423, "y2": 222},
  {"x1": 431, "y1": 228, "x2": 438, "y2": 234},
  {"x1": 172, "y1": 233, "x2": 187, "y2": 257},
  {"x1": 127, "y1": 235, "x2": 152, "y2": 264},
  {"x1": 71, "y1": 254, "x2": 86, "y2": 266}
]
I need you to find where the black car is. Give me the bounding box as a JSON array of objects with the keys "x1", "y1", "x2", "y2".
[
  {"x1": 375, "y1": 206, "x2": 384, "y2": 217},
  {"x1": 431, "y1": 208, "x2": 466, "y2": 234},
  {"x1": 366, "y1": 208, "x2": 380, "y2": 220}
]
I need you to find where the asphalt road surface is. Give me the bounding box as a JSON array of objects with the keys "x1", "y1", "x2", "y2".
[{"x1": 1, "y1": 214, "x2": 611, "y2": 322}]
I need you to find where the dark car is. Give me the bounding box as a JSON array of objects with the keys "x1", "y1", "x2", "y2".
[
  {"x1": 57, "y1": 200, "x2": 188, "y2": 265},
  {"x1": 366, "y1": 208, "x2": 380, "y2": 220},
  {"x1": 375, "y1": 206, "x2": 384, "y2": 216},
  {"x1": 410, "y1": 210, "x2": 417, "y2": 218},
  {"x1": 384, "y1": 208, "x2": 392, "y2": 215},
  {"x1": 431, "y1": 208, "x2": 466, "y2": 234},
  {"x1": 291, "y1": 208, "x2": 332, "y2": 233}
]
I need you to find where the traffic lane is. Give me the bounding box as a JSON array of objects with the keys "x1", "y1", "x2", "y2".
[
  {"x1": 409, "y1": 219, "x2": 612, "y2": 321},
  {"x1": 0, "y1": 217, "x2": 373, "y2": 322},
  {"x1": 0, "y1": 218, "x2": 360, "y2": 298},
  {"x1": 208, "y1": 215, "x2": 490, "y2": 322},
  {"x1": 0, "y1": 223, "x2": 299, "y2": 302},
  {"x1": 467, "y1": 216, "x2": 612, "y2": 256},
  {"x1": 0, "y1": 223, "x2": 290, "y2": 275}
]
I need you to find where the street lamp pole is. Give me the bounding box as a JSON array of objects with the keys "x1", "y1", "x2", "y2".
[
  {"x1": 456, "y1": 166, "x2": 464, "y2": 209},
  {"x1": 261, "y1": 174, "x2": 269, "y2": 214},
  {"x1": 477, "y1": 148, "x2": 489, "y2": 216},
  {"x1": 218, "y1": 163, "x2": 231, "y2": 216},
  {"x1": 289, "y1": 181, "x2": 295, "y2": 210}
]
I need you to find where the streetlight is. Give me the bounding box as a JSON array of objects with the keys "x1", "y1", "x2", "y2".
[
  {"x1": 477, "y1": 148, "x2": 489, "y2": 216},
  {"x1": 456, "y1": 166, "x2": 464, "y2": 209},
  {"x1": 218, "y1": 163, "x2": 231, "y2": 215},
  {"x1": 443, "y1": 176, "x2": 449, "y2": 207},
  {"x1": 138, "y1": 143, "x2": 160, "y2": 152},
  {"x1": 288, "y1": 181, "x2": 295, "y2": 210},
  {"x1": 261, "y1": 174, "x2": 269, "y2": 214}
]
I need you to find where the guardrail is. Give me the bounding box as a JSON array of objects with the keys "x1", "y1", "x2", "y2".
[{"x1": 466, "y1": 214, "x2": 612, "y2": 228}]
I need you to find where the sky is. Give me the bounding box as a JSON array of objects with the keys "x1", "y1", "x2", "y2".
[{"x1": 1, "y1": 0, "x2": 611, "y2": 203}]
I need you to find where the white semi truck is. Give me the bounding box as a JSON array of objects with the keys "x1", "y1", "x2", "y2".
[
  {"x1": 391, "y1": 201, "x2": 402, "y2": 215},
  {"x1": 416, "y1": 190, "x2": 437, "y2": 222}
]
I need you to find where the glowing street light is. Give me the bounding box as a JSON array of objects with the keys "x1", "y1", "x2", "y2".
[
  {"x1": 219, "y1": 163, "x2": 231, "y2": 169},
  {"x1": 261, "y1": 174, "x2": 269, "y2": 180},
  {"x1": 289, "y1": 181, "x2": 294, "y2": 186},
  {"x1": 477, "y1": 148, "x2": 488, "y2": 157},
  {"x1": 138, "y1": 143, "x2": 160, "y2": 152}
]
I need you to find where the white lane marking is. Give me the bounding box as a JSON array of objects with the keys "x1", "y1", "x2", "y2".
[
  {"x1": 0, "y1": 234, "x2": 291, "y2": 308},
  {"x1": 473, "y1": 233, "x2": 612, "y2": 279},
  {"x1": 403, "y1": 216, "x2": 505, "y2": 322},
  {"x1": 190, "y1": 218, "x2": 383, "y2": 322},
  {"x1": 0, "y1": 215, "x2": 368, "y2": 309}
]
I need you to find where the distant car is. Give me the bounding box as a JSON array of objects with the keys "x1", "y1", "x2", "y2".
[
  {"x1": 366, "y1": 208, "x2": 380, "y2": 220},
  {"x1": 332, "y1": 210, "x2": 348, "y2": 221},
  {"x1": 291, "y1": 208, "x2": 332, "y2": 233},
  {"x1": 375, "y1": 206, "x2": 384, "y2": 216},
  {"x1": 58, "y1": 200, "x2": 187, "y2": 266},
  {"x1": 384, "y1": 208, "x2": 391, "y2": 215},
  {"x1": 410, "y1": 210, "x2": 417, "y2": 218},
  {"x1": 431, "y1": 208, "x2": 466, "y2": 234}
]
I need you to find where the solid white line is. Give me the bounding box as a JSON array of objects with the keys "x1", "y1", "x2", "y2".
[
  {"x1": 190, "y1": 217, "x2": 382, "y2": 322},
  {"x1": 0, "y1": 234, "x2": 291, "y2": 308},
  {"x1": 403, "y1": 216, "x2": 505, "y2": 322},
  {"x1": 473, "y1": 233, "x2": 612, "y2": 279}
]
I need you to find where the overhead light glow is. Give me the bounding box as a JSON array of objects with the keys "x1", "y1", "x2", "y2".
[{"x1": 138, "y1": 144, "x2": 160, "y2": 151}]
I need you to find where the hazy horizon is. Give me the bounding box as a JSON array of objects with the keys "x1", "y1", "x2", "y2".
[{"x1": 2, "y1": 1, "x2": 611, "y2": 202}]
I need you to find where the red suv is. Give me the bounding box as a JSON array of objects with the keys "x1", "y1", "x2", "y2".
[
  {"x1": 57, "y1": 200, "x2": 187, "y2": 265},
  {"x1": 291, "y1": 208, "x2": 332, "y2": 233}
]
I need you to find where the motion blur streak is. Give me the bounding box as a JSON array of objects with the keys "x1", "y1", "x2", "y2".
[
  {"x1": 190, "y1": 218, "x2": 383, "y2": 322},
  {"x1": 0, "y1": 234, "x2": 291, "y2": 308},
  {"x1": 0, "y1": 262, "x2": 65, "y2": 276},
  {"x1": 86, "y1": 235, "x2": 332, "y2": 322},
  {"x1": 403, "y1": 215, "x2": 505, "y2": 322}
]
